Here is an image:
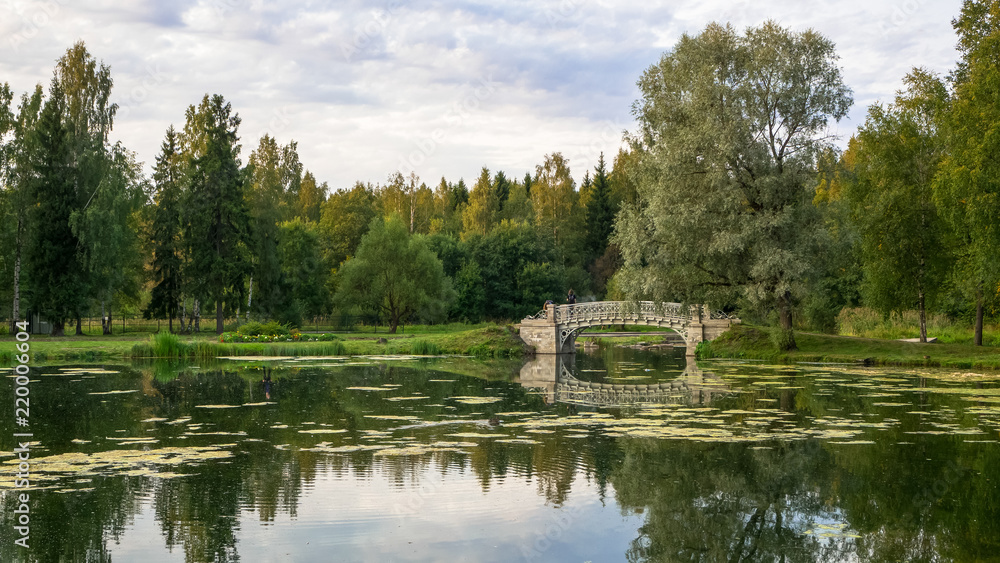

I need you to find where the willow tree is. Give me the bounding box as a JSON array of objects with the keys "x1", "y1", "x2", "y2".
[
  {"x1": 846, "y1": 70, "x2": 951, "y2": 343},
  {"x1": 616, "y1": 21, "x2": 852, "y2": 348}
]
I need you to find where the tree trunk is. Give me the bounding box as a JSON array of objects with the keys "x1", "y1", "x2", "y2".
[
  {"x1": 168, "y1": 313, "x2": 174, "y2": 334},
  {"x1": 193, "y1": 299, "x2": 200, "y2": 333},
  {"x1": 975, "y1": 285, "x2": 984, "y2": 347},
  {"x1": 778, "y1": 291, "x2": 793, "y2": 330},
  {"x1": 216, "y1": 299, "x2": 224, "y2": 334},
  {"x1": 918, "y1": 290, "x2": 928, "y2": 343},
  {"x1": 11, "y1": 228, "x2": 21, "y2": 333},
  {"x1": 51, "y1": 320, "x2": 65, "y2": 337},
  {"x1": 180, "y1": 298, "x2": 188, "y2": 333},
  {"x1": 246, "y1": 275, "x2": 253, "y2": 321},
  {"x1": 777, "y1": 290, "x2": 797, "y2": 351},
  {"x1": 75, "y1": 317, "x2": 83, "y2": 336}
]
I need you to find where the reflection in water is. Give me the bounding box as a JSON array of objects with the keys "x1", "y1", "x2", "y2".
[
  {"x1": 517, "y1": 353, "x2": 730, "y2": 406},
  {"x1": 1, "y1": 353, "x2": 999, "y2": 562}
]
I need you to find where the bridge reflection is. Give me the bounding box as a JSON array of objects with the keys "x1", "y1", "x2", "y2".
[{"x1": 517, "y1": 354, "x2": 730, "y2": 407}]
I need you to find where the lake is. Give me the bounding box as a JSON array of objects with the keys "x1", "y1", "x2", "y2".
[{"x1": 2, "y1": 345, "x2": 999, "y2": 562}]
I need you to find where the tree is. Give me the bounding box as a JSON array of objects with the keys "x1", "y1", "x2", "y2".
[
  {"x1": 319, "y1": 181, "x2": 378, "y2": 270},
  {"x1": 531, "y1": 153, "x2": 579, "y2": 256},
  {"x1": 52, "y1": 41, "x2": 123, "y2": 334},
  {"x1": 72, "y1": 141, "x2": 147, "y2": 334},
  {"x1": 846, "y1": 70, "x2": 951, "y2": 343},
  {"x1": 935, "y1": 0, "x2": 1000, "y2": 345},
  {"x1": 617, "y1": 21, "x2": 852, "y2": 348},
  {"x1": 25, "y1": 82, "x2": 85, "y2": 336},
  {"x1": 297, "y1": 170, "x2": 326, "y2": 223},
  {"x1": 585, "y1": 153, "x2": 616, "y2": 263},
  {"x1": 462, "y1": 166, "x2": 499, "y2": 238},
  {"x1": 278, "y1": 218, "x2": 328, "y2": 323},
  {"x1": 144, "y1": 126, "x2": 184, "y2": 332},
  {"x1": 245, "y1": 134, "x2": 302, "y2": 320},
  {"x1": 181, "y1": 94, "x2": 251, "y2": 334},
  {"x1": 335, "y1": 216, "x2": 450, "y2": 333}
]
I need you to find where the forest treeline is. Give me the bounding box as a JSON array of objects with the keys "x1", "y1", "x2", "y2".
[{"x1": 1, "y1": 1, "x2": 999, "y2": 340}]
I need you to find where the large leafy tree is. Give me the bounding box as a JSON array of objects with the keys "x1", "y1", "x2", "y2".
[
  {"x1": 245, "y1": 134, "x2": 302, "y2": 320},
  {"x1": 616, "y1": 21, "x2": 852, "y2": 346},
  {"x1": 335, "y1": 216, "x2": 449, "y2": 333},
  {"x1": 278, "y1": 218, "x2": 328, "y2": 323},
  {"x1": 319, "y1": 181, "x2": 378, "y2": 270},
  {"x1": 144, "y1": 126, "x2": 184, "y2": 331},
  {"x1": 846, "y1": 70, "x2": 951, "y2": 343},
  {"x1": 935, "y1": 0, "x2": 1000, "y2": 345},
  {"x1": 181, "y1": 94, "x2": 251, "y2": 334}
]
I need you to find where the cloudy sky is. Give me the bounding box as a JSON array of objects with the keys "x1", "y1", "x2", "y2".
[{"x1": 0, "y1": 0, "x2": 963, "y2": 191}]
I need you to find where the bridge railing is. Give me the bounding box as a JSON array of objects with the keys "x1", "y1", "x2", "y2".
[{"x1": 550, "y1": 301, "x2": 689, "y2": 325}]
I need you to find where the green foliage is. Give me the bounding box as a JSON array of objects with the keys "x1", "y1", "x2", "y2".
[
  {"x1": 181, "y1": 94, "x2": 252, "y2": 334},
  {"x1": 279, "y1": 218, "x2": 328, "y2": 321},
  {"x1": 144, "y1": 126, "x2": 184, "y2": 328},
  {"x1": 25, "y1": 81, "x2": 86, "y2": 335},
  {"x1": 845, "y1": 70, "x2": 951, "y2": 341},
  {"x1": 452, "y1": 260, "x2": 486, "y2": 322},
  {"x1": 335, "y1": 216, "x2": 451, "y2": 333},
  {"x1": 618, "y1": 21, "x2": 852, "y2": 335},
  {"x1": 150, "y1": 331, "x2": 183, "y2": 358},
  {"x1": 319, "y1": 181, "x2": 377, "y2": 269},
  {"x1": 237, "y1": 320, "x2": 289, "y2": 337},
  {"x1": 410, "y1": 340, "x2": 441, "y2": 355}
]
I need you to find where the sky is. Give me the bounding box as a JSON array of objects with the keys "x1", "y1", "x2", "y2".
[{"x1": 0, "y1": 0, "x2": 964, "y2": 191}]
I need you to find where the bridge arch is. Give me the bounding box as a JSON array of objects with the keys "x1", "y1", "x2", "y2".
[{"x1": 519, "y1": 301, "x2": 736, "y2": 355}]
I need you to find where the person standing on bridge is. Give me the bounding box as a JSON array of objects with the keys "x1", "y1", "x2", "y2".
[{"x1": 567, "y1": 289, "x2": 576, "y2": 305}]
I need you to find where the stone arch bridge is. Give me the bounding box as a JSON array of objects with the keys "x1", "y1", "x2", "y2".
[{"x1": 519, "y1": 301, "x2": 737, "y2": 355}]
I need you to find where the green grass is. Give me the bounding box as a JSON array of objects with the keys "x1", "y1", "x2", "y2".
[
  {"x1": 4, "y1": 323, "x2": 527, "y2": 362},
  {"x1": 836, "y1": 307, "x2": 1000, "y2": 345},
  {"x1": 699, "y1": 324, "x2": 1000, "y2": 369}
]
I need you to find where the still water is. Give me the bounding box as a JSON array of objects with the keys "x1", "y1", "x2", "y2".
[{"x1": 2, "y1": 346, "x2": 999, "y2": 562}]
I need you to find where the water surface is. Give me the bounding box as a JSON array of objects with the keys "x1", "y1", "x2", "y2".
[{"x1": 2, "y1": 347, "x2": 999, "y2": 562}]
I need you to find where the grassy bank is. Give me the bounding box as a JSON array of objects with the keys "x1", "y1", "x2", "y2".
[
  {"x1": 698, "y1": 324, "x2": 1000, "y2": 369},
  {"x1": 836, "y1": 307, "x2": 1000, "y2": 345},
  {"x1": 2, "y1": 324, "x2": 528, "y2": 362}
]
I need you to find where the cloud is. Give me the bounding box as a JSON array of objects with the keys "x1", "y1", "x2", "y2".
[{"x1": 0, "y1": 0, "x2": 963, "y2": 189}]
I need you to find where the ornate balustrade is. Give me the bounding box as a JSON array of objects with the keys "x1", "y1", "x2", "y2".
[{"x1": 519, "y1": 300, "x2": 737, "y2": 355}]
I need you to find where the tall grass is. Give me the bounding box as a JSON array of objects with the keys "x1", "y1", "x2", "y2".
[
  {"x1": 130, "y1": 336, "x2": 347, "y2": 359},
  {"x1": 152, "y1": 331, "x2": 184, "y2": 358},
  {"x1": 410, "y1": 340, "x2": 441, "y2": 355},
  {"x1": 836, "y1": 307, "x2": 998, "y2": 344}
]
